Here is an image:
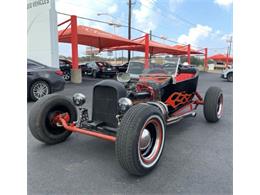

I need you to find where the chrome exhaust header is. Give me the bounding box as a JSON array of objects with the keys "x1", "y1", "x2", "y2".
[{"x1": 166, "y1": 111, "x2": 196, "y2": 125}]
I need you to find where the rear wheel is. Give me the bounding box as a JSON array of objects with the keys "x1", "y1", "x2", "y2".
[
  {"x1": 116, "y1": 104, "x2": 165, "y2": 176},
  {"x1": 30, "y1": 80, "x2": 50, "y2": 101},
  {"x1": 92, "y1": 70, "x2": 97, "y2": 78},
  {"x1": 203, "y1": 87, "x2": 223, "y2": 123},
  {"x1": 29, "y1": 94, "x2": 77, "y2": 144},
  {"x1": 227, "y1": 72, "x2": 233, "y2": 82},
  {"x1": 63, "y1": 71, "x2": 71, "y2": 81}
]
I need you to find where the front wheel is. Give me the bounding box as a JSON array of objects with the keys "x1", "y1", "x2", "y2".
[
  {"x1": 29, "y1": 94, "x2": 77, "y2": 144},
  {"x1": 116, "y1": 104, "x2": 165, "y2": 176},
  {"x1": 203, "y1": 87, "x2": 223, "y2": 123}
]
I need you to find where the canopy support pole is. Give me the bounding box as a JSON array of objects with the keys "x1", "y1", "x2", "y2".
[
  {"x1": 187, "y1": 44, "x2": 191, "y2": 65},
  {"x1": 204, "y1": 48, "x2": 208, "y2": 71},
  {"x1": 225, "y1": 52, "x2": 229, "y2": 69},
  {"x1": 70, "y1": 15, "x2": 82, "y2": 83},
  {"x1": 144, "y1": 33, "x2": 149, "y2": 69}
]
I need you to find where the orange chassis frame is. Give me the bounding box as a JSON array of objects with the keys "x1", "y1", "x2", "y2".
[{"x1": 56, "y1": 91, "x2": 204, "y2": 143}]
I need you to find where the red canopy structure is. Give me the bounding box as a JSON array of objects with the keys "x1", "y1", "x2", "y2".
[
  {"x1": 105, "y1": 36, "x2": 187, "y2": 55},
  {"x1": 171, "y1": 45, "x2": 203, "y2": 55},
  {"x1": 59, "y1": 25, "x2": 140, "y2": 50},
  {"x1": 208, "y1": 54, "x2": 233, "y2": 62},
  {"x1": 57, "y1": 15, "x2": 209, "y2": 83}
]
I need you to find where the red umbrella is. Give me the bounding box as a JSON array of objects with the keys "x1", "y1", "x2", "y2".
[{"x1": 58, "y1": 25, "x2": 140, "y2": 50}]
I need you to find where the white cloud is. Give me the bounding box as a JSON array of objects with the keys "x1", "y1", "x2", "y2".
[
  {"x1": 56, "y1": 0, "x2": 119, "y2": 56},
  {"x1": 169, "y1": 0, "x2": 184, "y2": 11},
  {"x1": 56, "y1": 0, "x2": 118, "y2": 31},
  {"x1": 214, "y1": 0, "x2": 233, "y2": 7},
  {"x1": 108, "y1": 4, "x2": 118, "y2": 14},
  {"x1": 221, "y1": 33, "x2": 233, "y2": 41},
  {"x1": 133, "y1": 0, "x2": 158, "y2": 32},
  {"x1": 177, "y1": 24, "x2": 212, "y2": 45}
]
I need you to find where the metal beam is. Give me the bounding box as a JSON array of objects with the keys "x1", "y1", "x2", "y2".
[
  {"x1": 144, "y1": 33, "x2": 150, "y2": 69},
  {"x1": 70, "y1": 15, "x2": 79, "y2": 70}
]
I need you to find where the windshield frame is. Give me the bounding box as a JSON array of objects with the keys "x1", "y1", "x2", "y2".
[{"x1": 126, "y1": 57, "x2": 180, "y2": 77}]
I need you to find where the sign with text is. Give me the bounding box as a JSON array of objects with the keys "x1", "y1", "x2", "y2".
[{"x1": 27, "y1": 0, "x2": 58, "y2": 67}]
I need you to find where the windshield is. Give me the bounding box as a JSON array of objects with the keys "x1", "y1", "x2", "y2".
[
  {"x1": 96, "y1": 62, "x2": 112, "y2": 67},
  {"x1": 127, "y1": 57, "x2": 180, "y2": 76}
]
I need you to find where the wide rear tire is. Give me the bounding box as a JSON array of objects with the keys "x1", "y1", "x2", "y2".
[
  {"x1": 29, "y1": 94, "x2": 77, "y2": 144},
  {"x1": 116, "y1": 104, "x2": 165, "y2": 176},
  {"x1": 203, "y1": 87, "x2": 223, "y2": 123}
]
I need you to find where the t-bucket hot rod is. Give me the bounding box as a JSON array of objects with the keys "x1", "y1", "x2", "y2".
[{"x1": 29, "y1": 58, "x2": 224, "y2": 176}]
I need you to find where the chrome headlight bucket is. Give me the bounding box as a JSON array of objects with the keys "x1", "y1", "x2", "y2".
[
  {"x1": 72, "y1": 93, "x2": 86, "y2": 107},
  {"x1": 118, "y1": 97, "x2": 133, "y2": 113}
]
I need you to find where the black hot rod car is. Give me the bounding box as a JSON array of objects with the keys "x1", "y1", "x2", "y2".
[{"x1": 29, "y1": 58, "x2": 223, "y2": 176}]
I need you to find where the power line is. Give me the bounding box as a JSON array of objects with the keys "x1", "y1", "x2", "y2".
[
  {"x1": 57, "y1": 1, "x2": 190, "y2": 46},
  {"x1": 152, "y1": 1, "x2": 229, "y2": 39},
  {"x1": 57, "y1": 12, "x2": 223, "y2": 52},
  {"x1": 57, "y1": 0, "x2": 230, "y2": 52}
]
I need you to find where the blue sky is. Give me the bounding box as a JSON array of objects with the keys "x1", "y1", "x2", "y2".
[{"x1": 56, "y1": 0, "x2": 233, "y2": 57}]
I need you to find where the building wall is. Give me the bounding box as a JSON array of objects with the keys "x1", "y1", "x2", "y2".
[{"x1": 27, "y1": 0, "x2": 58, "y2": 67}]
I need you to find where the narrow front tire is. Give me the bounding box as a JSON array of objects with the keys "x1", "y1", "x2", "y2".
[{"x1": 116, "y1": 104, "x2": 165, "y2": 176}]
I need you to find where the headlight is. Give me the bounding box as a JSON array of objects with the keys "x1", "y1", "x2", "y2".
[
  {"x1": 72, "y1": 93, "x2": 86, "y2": 106},
  {"x1": 118, "y1": 97, "x2": 133, "y2": 113}
]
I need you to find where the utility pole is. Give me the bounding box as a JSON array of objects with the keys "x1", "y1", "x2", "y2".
[
  {"x1": 226, "y1": 36, "x2": 233, "y2": 67},
  {"x1": 128, "y1": 0, "x2": 132, "y2": 62},
  {"x1": 227, "y1": 36, "x2": 232, "y2": 57}
]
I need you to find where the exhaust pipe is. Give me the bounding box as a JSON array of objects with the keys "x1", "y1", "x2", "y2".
[{"x1": 166, "y1": 111, "x2": 196, "y2": 125}]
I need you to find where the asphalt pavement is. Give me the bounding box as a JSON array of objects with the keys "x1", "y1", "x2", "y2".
[{"x1": 27, "y1": 72, "x2": 233, "y2": 195}]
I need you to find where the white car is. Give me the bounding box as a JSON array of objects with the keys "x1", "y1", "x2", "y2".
[{"x1": 221, "y1": 67, "x2": 233, "y2": 82}]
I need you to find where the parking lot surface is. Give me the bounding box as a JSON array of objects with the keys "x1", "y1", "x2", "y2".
[{"x1": 27, "y1": 72, "x2": 232, "y2": 195}]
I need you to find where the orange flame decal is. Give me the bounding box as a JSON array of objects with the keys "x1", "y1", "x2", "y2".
[{"x1": 165, "y1": 91, "x2": 193, "y2": 109}]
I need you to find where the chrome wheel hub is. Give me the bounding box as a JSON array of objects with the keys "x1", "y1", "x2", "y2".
[
  {"x1": 217, "y1": 95, "x2": 223, "y2": 119},
  {"x1": 33, "y1": 82, "x2": 48, "y2": 99},
  {"x1": 140, "y1": 129, "x2": 151, "y2": 150},
  {"x1": 138, "y1": 115, "x2": 165, "y2": 168}
]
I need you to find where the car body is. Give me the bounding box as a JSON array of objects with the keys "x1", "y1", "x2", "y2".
[
  {"x1": 86, "y1": 61, "x2": 117, "y2": 78},
  {"x1": 27, "y1": 59, "x2": 65, "y2": 101},
  {"x1": 116, "y1": 62, "x2": 128, "y2": 72},
  {"x1": 221, "y1": 67, "x2": 233, "y2": 82},
  {"x1": 79, "y1": 62, "x2": 90, "y2": 76},
  {"x1": 59, "y1": 59, "x2": 72, "y2": 81},
  {"x1": 29, "y1": 58, "x2": 224, "y2": 176}
]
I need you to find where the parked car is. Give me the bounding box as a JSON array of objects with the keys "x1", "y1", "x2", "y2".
[
  {"x1": 27, "y1": 59, "x2": 65, "y2": 101},
  {"x1": 162, "y1": 62, "x2": 178, "y2": 74},
  {"x1": 59, "y1": 59, "x2": 72, "y2": 81},
  {"x1": 29, "y1": 56, "x2": 223, "y2": 176},
  {"x1": 116, "y1": 62, "x2": 128, "y2": 72},
  {"x1": 79, "y1": 62, "x2": 90, "y2": 76},
  {"x1": 86, "y1": 61, "x2": 117, "y2": 78},
  {"x1": 221, "y1": 67, "x2": 233, "y2": 82}
]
